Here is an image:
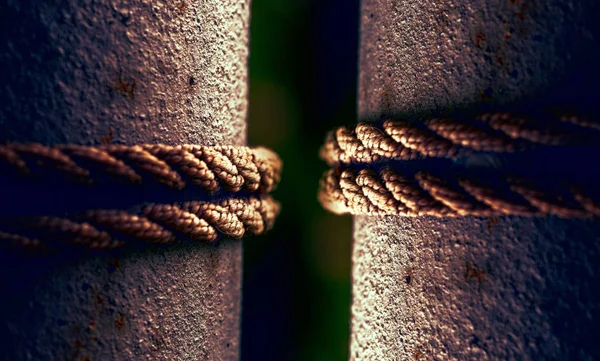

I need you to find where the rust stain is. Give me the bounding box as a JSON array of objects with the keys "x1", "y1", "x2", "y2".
[
  {"x1": 113, "y1": 79, "x2": 136, "y2": 99},
  {"x1": 115, "y1": 312, "x2": 125, "y2": 329},
  {"x1": 475, "y1": 32, "x2": 486, "y2": 48},
  {"x1": 414, "y1": 349, "x2": 424, "y2": 359},
  {"x1": 464, "y1": 262, "x2": 487, "y2": 281},
  {"x1": 71, "y1": 339, "x2": 86, "y2": 360},
  {"x1": 496, "y1": 55, "x2": 505, "y2": 67},
  {"x1": 515, "y1": 1, "x2": 528, "y2": 21},
  {"x1": 176, "y1": 2, "x2": 188, "y2": 12}
]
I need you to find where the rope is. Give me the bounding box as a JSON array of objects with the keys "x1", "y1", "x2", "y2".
[
  {"x1": 318, "y1": 112, "x2": 600, "y2": 218},
  {"x1": 321, "y1": 113, "x2": 600, "y2": 165},
  {"x1": 318, "y1": 167, "x2": 599, "y2": 218},
  {"x1": 0, "y1": 196, "x2": 280, "y2": 250},
  {"x1": 0, "y1": 143, "x2": 282, "y2": 250},
  {"x1": 0, "y1": 143, "x2": 282, "y2": 193}
]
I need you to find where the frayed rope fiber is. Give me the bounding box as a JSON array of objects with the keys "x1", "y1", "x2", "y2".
[
  {"x1": 0, "y1": 143, "x2": 282, "y2": 250},
  {"x1": 318, "y1": 112, "x2": 600, "y2": 218}
]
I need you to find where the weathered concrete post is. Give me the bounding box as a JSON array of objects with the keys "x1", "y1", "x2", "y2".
[
  {"x1": 352, "y1": 1, "x2": 600, "y2": 360},
  {"x1": 0, "y1": 1, "x2": 249, "y2": 359}
]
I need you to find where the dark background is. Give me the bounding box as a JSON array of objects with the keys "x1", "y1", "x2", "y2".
[{"x1": 243, "y1": 0, "x2": 359, "y2": 360}]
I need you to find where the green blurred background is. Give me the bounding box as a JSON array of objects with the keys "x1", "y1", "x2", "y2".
[{"x1": 242, "y1": 0, "x2": 359, "y2": 360}]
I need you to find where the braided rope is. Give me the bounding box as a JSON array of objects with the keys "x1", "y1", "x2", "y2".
[
  {"x1": 0, "y1": 196, "x2": 280, "y2": 250},
  {"x1": 0, "y1": 143, "x2": 282, "y2": 250},
  {"x1": 318, "y1": 167, "x2": 599, "y2": 218},
  {"x1": 321, "y1": 113, "x2": 600, "y2": 165},
  {"x1": 0, "y1": 143, "x2": 282, "y2": 193}
]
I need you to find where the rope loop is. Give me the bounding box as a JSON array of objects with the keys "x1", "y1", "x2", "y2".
[
  {"x1": 0, "y1": 143, "x2": 282, "y2": 250},
  {"x1": 321, "y1": 112, "x2": 600, "y2": 166},
  {"x1": 318, "y1": 112, "x2": 600, "y2": 218},
  {"x1": 0, "y1": 143, "x2": 282, "y2": 194}
]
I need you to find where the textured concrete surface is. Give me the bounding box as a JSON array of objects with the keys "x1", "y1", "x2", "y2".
[
  {"x1": 352, "y1": 0, "x2": 600, "y2": 360},
  {"x1": 353, "y1": 216, "x2": 600, "y2": 361},
  {"x1": 0, "y1": 0, "x2": 249, "y2": 360},
  {"x1": 0, "y1": 0, "x2": 248, "y2": 146},
  {"x1": 1, "y1": 242, "x2": 242, "y2": 361},
  {"x1": 358, "y1": 0, "x2": 600, "y2": 120}
]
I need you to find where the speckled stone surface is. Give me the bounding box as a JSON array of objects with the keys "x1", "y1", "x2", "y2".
[
  {"x1": 0, "y1": 0, "x2": 249, "y2": 146},
  {"x1": 1, "y1": 242, "x2": 242, "y2": 361},
  {"x1": 0, "y1": 1, "x2": 249, "y2": 360},
  {"x1": 358, "y1": 0, "x2": 600, "y2": 120},
  {"x1": 352, "y1": 0, "x2": 600, "y2": 360},
  {"x1": 353, "y1": 216, "x2": 600, "y2": 361}
]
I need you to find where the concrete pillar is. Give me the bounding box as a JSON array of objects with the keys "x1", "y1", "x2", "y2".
[
  {"x1": 0, "y1": 0, "x2": 249, "y2": 359},
  {"x1": 352, "y1": 1, "x2": 600, "y2": 360}
]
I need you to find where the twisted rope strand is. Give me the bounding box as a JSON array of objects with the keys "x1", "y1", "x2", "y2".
[
  {"x1": 321, "y1": 113, "x2": 600, "y2": 165},
  {"x1": 0, "y1": 143, "x2": 282, "y2": 194},
  {"x1": 0, "y1": 196, "x2": 280, "y2": 249},
  {"x1": 318, "y1": 167, "x2": 598, "y2": 218}
]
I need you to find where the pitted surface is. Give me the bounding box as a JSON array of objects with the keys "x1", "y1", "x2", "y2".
[
  {"x1": 1, "y1": 241, "x2": 242, "y2": 361},
  {"x1": 0, "y1": 0, "x2": 249, "y2": 146},
  {"x1": 0, "y1": 0, "x2": 250, "y2": 359},
  {"x1": 352, "y1": 216, "x2": 600, "y2": 361},
  {"x1": 358, "y1": 0, "x2": 600, "y2": 120},
  {"x1": 352, "y1": 0, "x2": 600, "y2": 360}
]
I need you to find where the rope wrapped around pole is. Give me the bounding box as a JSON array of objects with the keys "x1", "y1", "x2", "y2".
[
  {"x1": 0, "y1": 143, "x2": 281, "y2": 193},
  {"x1": 0, "y1": 143, "x2": 282, "y2": 250},
  {"x1": 318, "y1": 112, "x2": 600, "y2": 218}
]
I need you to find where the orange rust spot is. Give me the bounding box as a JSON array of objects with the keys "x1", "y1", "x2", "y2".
[
  {"x1": 475, "y1": 32, "x2": 486, "y2": 48},
  {"x1": 113, "y1": 79, "x2": 136, "y2": 99},
  {"x1": 176, "y1": 2, "x2": 187, "y2": 11},
  {"x1": 414, "y1": 349, "x2": 424, "y2": 359},
  {"x1": 504, "y1": 31, "x2": 512, "y2": 40},
  {"x1": 464, "y1": 262, "x2": 487, "y2": 281},
  {"x1": 115, "y1": 312, "x2": 125, "y2": 329},
  {"x1": 88, "y1": 320, "x2": 96, "y2": 331},
  {"x1": 496, "y1": 55, "x2": 505, "y2": 67}
]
